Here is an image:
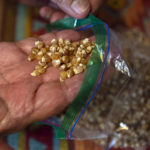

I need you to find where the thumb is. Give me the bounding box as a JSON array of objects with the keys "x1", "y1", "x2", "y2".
[{"x1": 51, "y1": 0, "x2": 90, "y2": 19}]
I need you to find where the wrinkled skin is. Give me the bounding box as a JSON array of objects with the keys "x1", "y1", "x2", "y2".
[
  {"x1": 18, "y1": 0, "x2": 103, "y2": 22},
  {"x1": 0, "y1": 30, "x2": 84, "y2": 135}
]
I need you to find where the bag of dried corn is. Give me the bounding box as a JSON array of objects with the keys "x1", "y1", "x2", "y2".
[{"x1": 35, "y1": 14, "x2": 131, "y2": 144}]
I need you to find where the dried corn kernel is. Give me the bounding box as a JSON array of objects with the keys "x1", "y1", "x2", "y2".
[
  {"x1": 80, "y1": 44, "x2": 85, "y2": 49},
  {"x1": 60, "y1": 71, "x2": 67, "y2": 82},
  {"x1": 59, "y1": 47, "x2": 67, "y2": 55},
  {"x1": 31, "y1": 70, "x2": 40, "y2": 76},
  {"x1": 28, "y1": 53, "x2": 36, "y2": 61},
  {"x1": 38, "y1": 68, "x2": 46, "y2": 74},
  {"x1": 69, "y1": 55, "x2": 74, "y2": 61},
  {"x1": 79, "y1": 63, "x2": 86, "y2": 69},
  {"x1": 71, "y1": 57, "x2": 77, "y2": 64},
  {"x1": 31, "y1": 47, "x2": 39, "y2": 54},
  {"x1": 51, "y1": 39, "x2": 57, "y2": 44},
  {"x1": 76, "y1": 50, "x2": 82, "y2": 57},
  {"x1": 72, "y1": 42, "x2": 79, "y2": 48},
  {"x1": 81, "y1": 50, "x2": 87, "y2": 57},
  {"x1": 66, "y1": 69, "x2": 74, "y2": 78},
  {"x1": 82, "y1": 38, "x2": 89, "y2": 45},
  {"x1": 35, "y1": 65, "x2": 42, "y2": 70},
  {"x1": 60, "y1": 64, "x2": 66, "y2": 70},
  {"x1": 41, "y1": 55, "x2": 51, "y2": 63},
  {"x1": 64, "y1": 39, "x2": 71, "y2": 45},
  {"x1": 58, "y1": 38, "x2": 63, "y2": 45},
  {"x1": 64, "y1": 45, "x2": 69, "y2": 50},
  {"x1": 73, "y1": 66, "x2": 84, "y2": 74},
  {"x1": 35, "y1": 41, "x2": 44, "y2": 49},
  {"x1": 76, "y1": 57, "x2": 81, "y2": 63},
  {"x1": 37, "y1": 51, "x2": 43, "y2": 56},
  {"x1": 86, "y1": 46, "x2": 93, "y2": 53},
  {"x1": 66, "y1": 63, "x2": 72, "y2": 68},
  {"x1": 39, "y1": 61, "x2": 47, "y2": 67},
  {"x1": 81, "y1": 59, "x2": 88, "y2": 65},
  {"x1": 62, "y1": 56, "x2": 69, "y2": 63},
  {"x1": 52, "y1": 59, "x2": 61, "y2": 67},
  {"x1": 47, "y1": 52, "x2": 52, "y2": 57},
  {"x1": 51, "y1": 53, "x2": 60, "y2": 60},
  {"x1": 43, "y1": 65, "x2": 48, "y2": 69},
  {"x1": 49, "y1": 45, "x2": 57, "y2": 52},
  {"x1": 41, "y1": 48, "x2": 47, "y2": 54},
  {"x1": 69, "y1": 47, "x2": 75, "y2": 51}
]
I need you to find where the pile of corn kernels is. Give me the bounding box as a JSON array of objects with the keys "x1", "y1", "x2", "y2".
[{"x1": 27, "y1": 38, "x2": 95, "y2": 82}]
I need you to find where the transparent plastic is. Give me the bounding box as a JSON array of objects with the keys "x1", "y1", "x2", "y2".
[{"x1": 39, "y1": 15, "x2": 131, "y2": 141}]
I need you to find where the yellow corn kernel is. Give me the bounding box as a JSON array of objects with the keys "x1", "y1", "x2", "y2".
[
  {"x1": 72, "y1": 42, "x2": 79, "y2": 48},
  {"x1": 64, "y1": 45, "x2": 69, "y2": 50},
  {"x1": 66, "y1": 63, "x2": 72, "y2": 68},
  {"x1": 52, "y1": 59, "x2": 61, "y2": 67},
  {"x1": 80, "y1": 44, "x2": 85, "y2": 49},
  {"x1": 79, "y1": 63, "x2": 86, "y2": 70},
  {"x1": 64, "y1": 39, "x2": 71, "y2": 45},
  {"x1": 62, "y1": 56, "x2": 69, "y2": 63},
  {"x1": 58, "y1": 38, "x2": 63, "y2": 45},
  {"x1": 68, "y1": 47, "x2": 75, "y2": 51},
  {"x1": 51, "y1": 53, "x2": 60, "y2": 60},
  {"x1": 76, "y1": 50, "x2": 82, "y2": 57},
  {"x1": 41, "y1": 48, "x2": 47, "y2": 54},
  {"x1": 66, "y1": 69, "x2": 74, "y2": 78},
  {"x1": 58, "y1": 47, "x2": 65, "y2": 55},
  {"x1": 51, "y1": 39, "x2": 57, "y2": 45},
  {"x1": 35, "y1": 41, "x2": 44, "y2": 49},
  {"x1": 37, "y1": 51, "x2": 43, "y2": 56},
  {"x1": 39, "y1": 61, "x2": 47, "y2": 66},
  {"x1": 73, "y1": 66, "x2": 84, "y2": 74},
  {"x1": 60, "y1": 71, "x2": 67, "y2": 82},
  {"x1": 76, "y1": 57, "x2": 81, "y2": 63},
  {"x1": 82, "y1": 38, "x2": 89, "y2": 45},
  {"x1": 28, "y1": 53, "x2": 36, "y2": 61},
  {"x1": 47, "y1": 52, "x2": 52, "y2": 57},
  {"x1": 81, "y1": 50, "x2": 87, "y2": 57},
  {"x1": 38, "y1": 67, "x2": 46, "y2": 74},
  {"x1": 43, "y1": 65, "x2": 48, "y2": 69},
  {"x1": 31, "y1": 70, "x2": 40, "y2": 76},
  {"x1": 81, "y1": 59, "x2": 88, "y2": 65},
  {"x1": 31, "y1": 47, "x2": 39, "y2": 54},
  {"x1": 60, "y1": 64, "x2": 66, "y2": 70},
  {"x1": 41, "y1": 55, "x2": 51, "y2": 63},
  {"x1": 86, "y1": 46, "x2": 93, "y2": 53},
  {"x1": 49, "y1": 45, "x2": 57, "y2": 52},
  {"x1": 35, "y1": 65, "x2": 42, "y2": 70}
]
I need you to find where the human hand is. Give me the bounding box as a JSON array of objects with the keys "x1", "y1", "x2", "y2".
[
  {"x1": 0, "y1": 30, "x2": 84, "y2": 135},
  {"x1": 0, "y1": 29, "x2": 113, "y2": 136},
  {"x1": 18, "y1": 0, "x2": 103, "y2": 22}
]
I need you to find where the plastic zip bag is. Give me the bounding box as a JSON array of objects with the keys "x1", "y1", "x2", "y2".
[
  {"x1": 75, "y1": 28, "x2": 150, "y2": 150},
  {"x1": 38, "y1": 14, "x2": 130, "y2": 140}
]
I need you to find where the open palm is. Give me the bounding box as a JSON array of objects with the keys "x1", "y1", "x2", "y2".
[{"x1": 0, "y1": 30, "x2": 84, "y2": 135}]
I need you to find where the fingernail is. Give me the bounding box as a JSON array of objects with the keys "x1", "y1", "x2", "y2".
[{"x1": 71, "y1": 0, "x2": 90, "y2": 14}]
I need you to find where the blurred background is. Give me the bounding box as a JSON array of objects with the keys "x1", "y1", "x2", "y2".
[{"x1": 0, "y1": 0, "x2": 150, "y2": 150}]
